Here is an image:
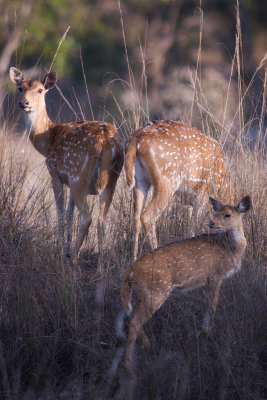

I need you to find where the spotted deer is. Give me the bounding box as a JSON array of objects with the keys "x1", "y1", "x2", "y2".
[
  {"x1": 10, "y1": 67, "x2": 124, "y2": 271},
  {"x1": 125, "y1": 120, "x2": 231, "y2": 261},
  {"x1": 116, "y1": 195, "x2": 251, "y2": 375}
]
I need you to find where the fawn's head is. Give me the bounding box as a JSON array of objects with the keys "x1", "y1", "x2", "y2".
[
  {"x1": 208, "y1": 195, "x2": 251, "y2": 233},
  {"x1": 9, "y1": 67, "x2": 57, "y2": 113}
]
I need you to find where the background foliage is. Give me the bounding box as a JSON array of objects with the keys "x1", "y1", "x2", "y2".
[{"x1": 1, "y1": 0, "x2": 267, "y2": 124}]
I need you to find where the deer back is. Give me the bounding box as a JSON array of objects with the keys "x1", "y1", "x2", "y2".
[
  {"x1": 125, "y1": 120, "x2": 230, "y2": 199},
  {"x1": 46, "y1": 121, "x2": 122, "y2": 192}
]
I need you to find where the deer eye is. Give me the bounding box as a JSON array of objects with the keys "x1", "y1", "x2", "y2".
[
  {"x1": 224, "y1": 213, "x2": 231, "y2": 219},
  {"x1": 37, "y1": 88, "x2": 43, "y2": 93}
]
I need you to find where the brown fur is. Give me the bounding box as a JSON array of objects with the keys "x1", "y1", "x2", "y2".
[
  {"x1": 10, "y1": 67, "x2": 124, "y2": 271},
  {"x1": 120, "y1": 195, "x2": 251, "y2": 375},
  {"x1": 125, "y1": 120, "x2": 232, "y2": 261}
]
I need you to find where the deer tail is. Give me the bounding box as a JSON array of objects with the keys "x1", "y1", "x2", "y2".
[
  {"x1": 107, "y1": 275, "x2": 133, "y2": 379},
  {"x1": 97, "y1": 145, "x2": 113, "y2": 193},
  {"x1": 124, "y1": 139, "x2": 137, "y2": 190}
]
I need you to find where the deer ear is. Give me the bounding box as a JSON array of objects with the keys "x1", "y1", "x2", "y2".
[
  {"x1": 9, "y1": 67, "x2": 25, "y2": 86},
  {"x1": 209, "y1": 197, "x2": 222, "y2": 212},
  {"x1": 237, "y1": 196, "x2": 251, "y2": 213},
  {"x1": 43, "y1": 71, "x2": 57, "y2": 90}
]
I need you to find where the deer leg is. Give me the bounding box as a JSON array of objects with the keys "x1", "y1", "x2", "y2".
[
  {"x1": 52, "y1": 176, "x2": 65, "y2": 248},
  {"x1": 133, "y1": 186, "x2": 147, "y2": 261},
  {"x1": 95, "y1": 204, "x2": 106, "y2": 305},
  {"x1": 94, "y1": 182, "x2": 118, "y2": 305},
  {"x1": 73, "y1": 212, "x2": 92, "y2": 262},
  {"x1": 70, "y1": 188, "x2": 92, "y2": 262},
  {"x1": 215, "y1": 156, "x2": 232, "y2": 203},
  {"x1": 125, "y1": 303, "x2": 152, "y2": 376},
  {"x1": 189, "y1": 192, "x2": 208, "y2": 236},
  {"x1": 138, "y1": 329, "x2": 150, "y2": 349},
  {"x1": 125, "y1": 290, "x2": 169, "y2": 375},
  {"x1": 97, "y1": 178, "x2": 117, "y2": 274},
  {"x1": 140, "y1": 185, "x2": 170, "y2": 250},
  {"x1": 97, "y1": 201, "x2": 108, "y2": 276},
  {"x1": 65, "y1": 193, "x2": 75, "y2": 257},
  {"x1": 97, "y1": 205, "x2": 105, "y2": 276},
  {"x1": 202, "y1": 277, "x2": 222, "y2": 335}
]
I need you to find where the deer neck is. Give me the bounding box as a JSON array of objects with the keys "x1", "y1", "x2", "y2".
[
  {"x1": 24, "y1": 106, "x2": 54, "y2": 157},
  {"x1": 226, "y1": 228, "x2": 247, "y2": 255}
]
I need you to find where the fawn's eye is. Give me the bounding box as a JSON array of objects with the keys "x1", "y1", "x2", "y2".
[
  {"x1": 224, "y1": 213, "x2": 231, "y2": 219},
  {"x1": 37, "y1": 88, "x2": 43, "y2": 93}
]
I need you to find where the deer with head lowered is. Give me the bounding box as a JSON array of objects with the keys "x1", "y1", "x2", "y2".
[
  {"x1": 115, "y1": 195, "x2": 251, "y2": 376},
  {"x1": 10, "y1": 67, "x2": 124, "y2": 272},
  {"x1": 125, "y1": 120, "x2": 231, "y2": 261}
]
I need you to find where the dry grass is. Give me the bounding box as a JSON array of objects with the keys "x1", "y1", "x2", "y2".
[{"x1": 0, "y1": 99, "x2": 266, "y2": 400}]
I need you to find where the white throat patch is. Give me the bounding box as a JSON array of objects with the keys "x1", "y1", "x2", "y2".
[
  {"x1": 24, "y1": 111, "x2": 37, "y2": 133},
  {"x1": 230, "y1": 228, "x2": 245, "y2": 244}
]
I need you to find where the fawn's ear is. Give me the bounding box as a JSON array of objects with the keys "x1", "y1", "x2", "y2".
[
  {"x1": 43, "y1": 71, "x2": 57, "y2": 90},
  {"x1": 237, "y1": 196, "x2": 251, "y2": 214},
  {"x1": 9, "y1": 67, "x2": 25, "y2": 86},
  {"x1": 209, "y1": 197, "x2": 222, "y2": 212}
]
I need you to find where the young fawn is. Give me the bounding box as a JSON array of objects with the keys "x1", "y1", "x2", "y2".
[
  {"x1": 117, "y1": 195, "x2": 251, "y2": 375},
  {"x1": 125, "y1": 120, "x2": 231, "y2": 261},
  {"x1": 10, "y1": 67, "x2": 124, "y2": 271}
]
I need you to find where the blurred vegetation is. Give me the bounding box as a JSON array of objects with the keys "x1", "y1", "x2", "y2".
[{"x1": 1, "y1": 1, "x2": 266, "y2": 105}]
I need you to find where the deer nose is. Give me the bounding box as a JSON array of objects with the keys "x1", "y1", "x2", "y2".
[
  {"x1": 209, "y1": 220, "x2": 215, "y2": 228},
  {"x1": 19, "y1": 100, "x2": 29, "y2": 109}
]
